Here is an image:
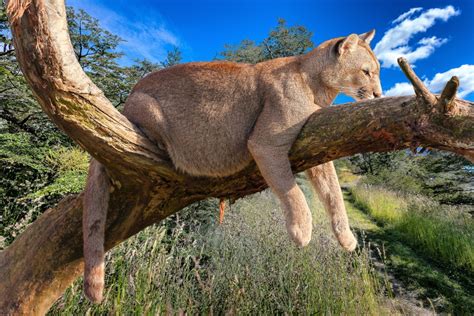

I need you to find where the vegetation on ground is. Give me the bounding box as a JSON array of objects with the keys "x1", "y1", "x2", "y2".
[
  {"x1": 350, "y1": 184, "x2": 474, "y2": 273},
  {"x1": 348, "y1": 151, "x2": 473, "y2": 205},
  {"x1": 346, "y1": 185, "x2": 474, "y2": 313},
  {"x1": 49, "y1": 185, "x2": 389, "y2": 315}
]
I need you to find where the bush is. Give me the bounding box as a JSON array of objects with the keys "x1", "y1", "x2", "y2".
[{"x1": 0, "y1": 137, "x2": 89, "y2": 248}]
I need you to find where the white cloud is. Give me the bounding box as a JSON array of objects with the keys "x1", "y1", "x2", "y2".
[
  {"x1": 385, "y1": 64, "x2": 474, "y2": 98},
  {"x1": 374, "y1": 6, "x2": 460, "y2": 68},
  {"x1": 66, "y1": 0, "x2": 180, "y2": 64},
  {"x1": 429, "y1": 65, "x2": 474, "y2": 98},
  {"x1": 384, "y1": 82, "x2": 415, "y2": 96},
  {"x1": 392, "y1": 7, "x2": 423, "y2": 24}
]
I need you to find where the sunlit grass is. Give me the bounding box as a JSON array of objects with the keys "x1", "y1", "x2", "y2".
[
  {"x1": 336, "y1": 166, "x2": 360, "y2": 185},
  {"x1": 350, "y1": 185, "x2": 406, "y2": 225},
  {"x1": 50, "y1": 186, "x2": 388, "y2": 315},
  {"x1": 350, "y1": 184, "x2": 474, "y2": 272}
]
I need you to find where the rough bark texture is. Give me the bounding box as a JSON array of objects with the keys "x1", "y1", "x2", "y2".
[{"x1": 1, "y1": 0, "x2": 473, "y2": 315}]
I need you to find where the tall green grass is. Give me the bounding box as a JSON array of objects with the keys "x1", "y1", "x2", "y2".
[
  {"x1": 350, "y1": 184, "x2": 474, "y2": 272},
  {"x1": 350, "y1": 186, "x2": 406, "y2": 225},
  {"x1": 49, "y1": 188, "x2": 388, "y2": 315}
]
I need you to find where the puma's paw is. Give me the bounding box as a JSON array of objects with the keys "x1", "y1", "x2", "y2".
[
  {"x1": 338, "y1": 230, "x2": 358, "y2": 252},
  {"x1": 84, "y1": 278, "x2": 104, "y2": 304},
  {"x1": 84, "y1": 265, "x2": 104, "y2": 304},
  {"x1": 287, "y1": 219, "x2": 312, "y2": 247}
]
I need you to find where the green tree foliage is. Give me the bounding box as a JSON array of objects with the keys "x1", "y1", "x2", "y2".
[
  {"x1": 66, "y1": 7, "x2": 163, "y2": 108},
  {"x1": 67, "y1": 8, "x2": 123, "y2": 70},
  {"x1": 219, "y1": 39, "x2": 264, "y2": 64},
  {"x1": 261, "y1": 18, "x2": 314, "y2": 58},
  {"x1": 218, "y1": 18, "x2": 313, "y2": 63},
  {"x1": 160, "y1": 46, "x2": 182, "y2": 68},
  {"x1": 348, "y1": 151, "x2": 474, "y2": 205}
]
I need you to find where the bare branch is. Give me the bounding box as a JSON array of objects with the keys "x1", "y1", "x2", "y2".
[
  {"x1": 0, "y1": 108, "x2": 44, "y2": 140},
  {"x1": 397, "y1": 57, "x2": 437, "y2": 105},
  {"x1": 438, "y1": 76, "x2": 459, "y2": 113},
  {"x1": 0, "y1": 48, "x2": 15, "y2": 56}
]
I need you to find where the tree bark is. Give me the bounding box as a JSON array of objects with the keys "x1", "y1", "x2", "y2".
[{"x1": 1, "y1": 0, "x2": 473, "y2": 315}]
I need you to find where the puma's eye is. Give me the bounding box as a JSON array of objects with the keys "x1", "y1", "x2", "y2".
[{"x1": 363, "y1": 69, "x2": 371, "y2": 76}]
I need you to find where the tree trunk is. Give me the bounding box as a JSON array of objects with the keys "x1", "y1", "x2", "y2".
[{"x1": 1, "y1": 0, "x2": 473, "y2": 314}]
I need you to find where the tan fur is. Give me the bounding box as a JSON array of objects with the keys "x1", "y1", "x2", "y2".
[
  {"x1": 84, "y1": 30, "x2": 381, "y2": 302},
  {"x1": 83, "y1": 159, "x2": 109, "y2": 303}
]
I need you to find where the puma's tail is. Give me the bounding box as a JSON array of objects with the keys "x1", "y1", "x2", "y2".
[{"x1": 83, "y1": 159, "x2": 110, "y2": 303}]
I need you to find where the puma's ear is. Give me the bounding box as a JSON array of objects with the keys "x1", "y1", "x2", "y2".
[
  {"x1": 337, "y1": 34, "x2": 359, "y2": 56},
  {"x1": 359, "y1": 29, "x2": 376, "y2": 44}
]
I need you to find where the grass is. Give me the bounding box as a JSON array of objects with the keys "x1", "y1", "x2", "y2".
[
  {"x1": 344, "y1": 190, "x2": 474, "y2": 314},
  {"x1": 49, "y1": 182, "x2": 389, "y2": 315},
  {"x1": 350, "y1": 186, "x2": 406, "y2": 225},
  {"x1": 350, "y1": 184, "x2": 474, "y2": 273}
]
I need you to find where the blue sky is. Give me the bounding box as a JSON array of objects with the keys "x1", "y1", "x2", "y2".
[{"x1": 67, "y1": 0, "x2": 474, "y2": 102}]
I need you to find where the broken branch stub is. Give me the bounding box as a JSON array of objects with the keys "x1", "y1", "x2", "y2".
[
  {"x1": 397, "y1": 58, "x2": 467, "y2": 119},
  {"x1": 438, "y1": 76, "x2": 459, "y2": 113},
  {"x1": 397, "y1": 57, "x2": 437, "y2": 105}
]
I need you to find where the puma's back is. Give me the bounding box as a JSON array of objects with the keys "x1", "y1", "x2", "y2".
[
  {"x1": 123, "y1": 62, "x2": 263, "y2": 177},
  {"x1": 123, "y1": 32, "x2": 382, "y2": 178}
]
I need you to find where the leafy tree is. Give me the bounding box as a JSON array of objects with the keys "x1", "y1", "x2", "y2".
[
  {"x1": 0, "y1": 10, "x2": 13, "y2": 57},
  {"x1": 218, "y1": 18, "x2": 313, "y2": 63},
  {"x1": 349, "y1": 150, "x2": 473, "y2": 205},
  {"x1": 348, "y1": 152, "x2": 406, "y2": 176},
  {"x1": 67, "y1": 7, "x2": 123, "y2": 70},
  {"x1": 161, "y1": 46, "x2": 182, "y2": 68},
  {"x1": 219, "y1": 39, "x2": 263, "y2": 64},
  {"x1": 415, "y1": 151, "x2": 473, "y2": 204},
  {"x1": 261, "y1": 18, "x2": 314, "y2": 58}
]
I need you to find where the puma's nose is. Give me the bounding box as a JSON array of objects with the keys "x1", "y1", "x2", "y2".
[{"x1": 373, "y1": 92, "x2": 381, "y2": 98}]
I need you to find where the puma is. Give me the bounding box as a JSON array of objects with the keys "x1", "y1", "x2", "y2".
[{"x1": 83, "y1": 30, "x2": 382, "y2": 303}]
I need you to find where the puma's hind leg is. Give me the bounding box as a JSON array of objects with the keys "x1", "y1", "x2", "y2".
[
  {"x1": 83, "y1": 159, "x2": 110, "y2": 303},
  {"x1": 248, "y1": 141, "x2": 312, "y2": 247},
  {"x1": 306, "y1": 162, "x2": 357, "y2": 251}
]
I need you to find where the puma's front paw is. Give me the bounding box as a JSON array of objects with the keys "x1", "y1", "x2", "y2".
[
  {"x1": 338, "y1": 230, "x2": 357, "y2": 252},
  {"x1": 287, "y1": 224, "x2": 312, "y2": 247},
  {"x1": 286, "y1": 210, "x2": 312, "y2": 247}
]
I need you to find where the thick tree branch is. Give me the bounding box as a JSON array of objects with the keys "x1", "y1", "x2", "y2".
[{"x1": 1, "y1": 0, "x2": 473, "y2": 315}]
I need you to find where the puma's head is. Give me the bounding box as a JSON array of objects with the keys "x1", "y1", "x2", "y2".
[{"x1": 320, "y1": 30, "x2": 382, "y2": 100}]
